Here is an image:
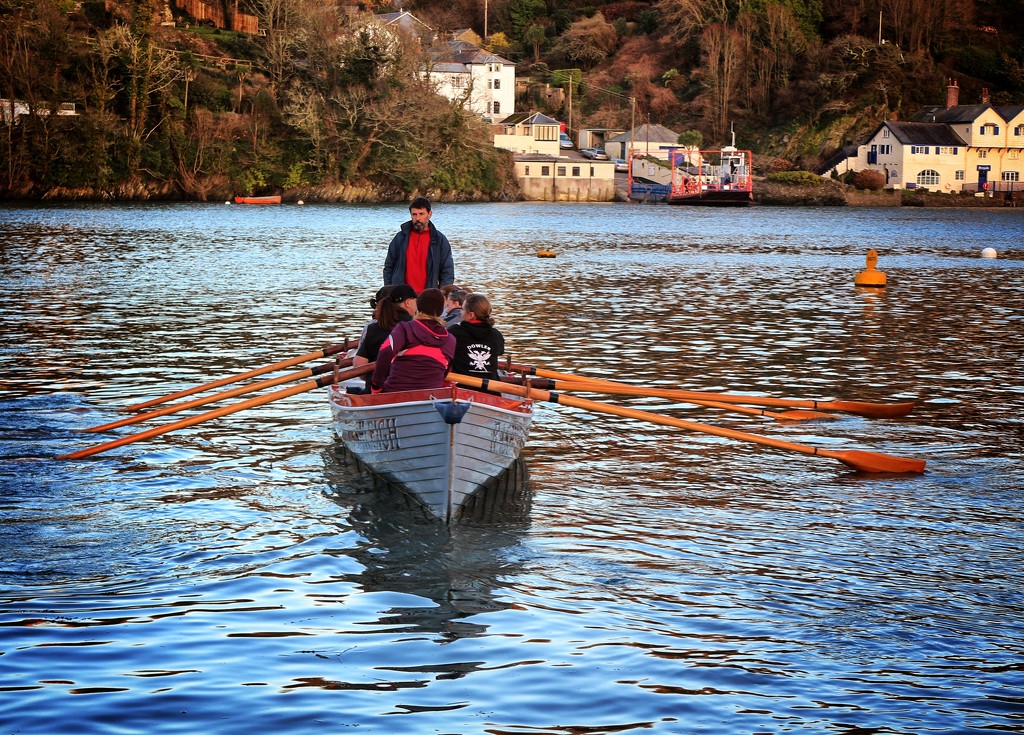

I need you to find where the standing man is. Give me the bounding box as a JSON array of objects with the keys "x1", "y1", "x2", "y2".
[{"x1": 383, "y1": 197, "x2": 455, "y2": 293}]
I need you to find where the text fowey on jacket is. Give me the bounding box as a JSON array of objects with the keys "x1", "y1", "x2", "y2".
[{"x1": 383, "y1": 221, "x2": 455, "y2": 290}]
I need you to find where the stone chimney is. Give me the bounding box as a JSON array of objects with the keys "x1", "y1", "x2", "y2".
[
  {"x1": 981, "y1": 88, "x2": 990, "y2": 105},
  {"x1": 946, "y1": 79, "x2": 959, "y2": 109}
]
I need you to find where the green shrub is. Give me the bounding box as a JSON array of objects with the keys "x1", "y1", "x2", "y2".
[{"x1": 766, "y1": 170, "x2": 822, "y2": 186}]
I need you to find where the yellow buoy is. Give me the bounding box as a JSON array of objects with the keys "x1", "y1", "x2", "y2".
[
  {"x1": 855, "y1": 249, "x2": 886, "y2": 288},
  {"x1": 537, "y1": 249, "x2": 556, "y2": 258}
]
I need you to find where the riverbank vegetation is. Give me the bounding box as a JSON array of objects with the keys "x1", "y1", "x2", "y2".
[{"x1": 2, "y1": 0, "x2": 1021, "y2": 201}]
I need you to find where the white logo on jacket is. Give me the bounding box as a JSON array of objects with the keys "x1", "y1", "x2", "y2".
[{"x1": 467, "y1": 345, "x2": 491, "y2": 371}]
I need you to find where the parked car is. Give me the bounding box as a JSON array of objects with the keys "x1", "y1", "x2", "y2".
[
  {"x1": 581, "y1": 147, "x2": 609, "y2": 160},
  {"x1": 613, "y1": 158, "x2": 628, "y2": 172},
  {"x1": 559, "y1": 133, "x2": 573, "y2": 149}
]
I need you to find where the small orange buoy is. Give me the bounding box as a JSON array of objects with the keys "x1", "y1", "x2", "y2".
[
  {"x1": 537, "y1": 249, "x2": 556, "y2": 258},
  {"x1": 855, "y1": 249, "x2": 887, "y2": 288}
]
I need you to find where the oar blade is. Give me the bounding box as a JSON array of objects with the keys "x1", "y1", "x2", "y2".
[{"x1": 832, "y1": 449, "x2": 926, "y2": 474}]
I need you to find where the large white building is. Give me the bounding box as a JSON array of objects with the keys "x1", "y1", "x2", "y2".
[
  {"x1": 371, "y1": 13, "x2": 515, "y2": 123},
  {"x1": 427, "y1": 40, "x2": 515, "y2": 123},
  {"x1": 820, "y1": 82, "x2": 1024, "y2": 193}
]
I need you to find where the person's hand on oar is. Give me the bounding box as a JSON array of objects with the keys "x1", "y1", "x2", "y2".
[
  {"x1": 84, "y1": 357, "x2": 353, "y2": 433},
  {"x1": 58, "y1": 364, "x2": 374, "y2": 460},
  {"x1": 449, "y1": 373, "x2": 926, "y2": 474},
  {"x1": 507, "y1": 363, "x2": 914, "y2": 419},
  {"x1": 124, "y1": 342, "x2": 351, "y2": 412}
]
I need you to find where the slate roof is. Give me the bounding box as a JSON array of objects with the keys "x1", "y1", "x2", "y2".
[
  {"x1": 606, "y1": 123, "x2": 679, "y2": 144},
  {"x1": 881, "y1": 121, "x2": 967, "y2": 146},
  {"x1": 912, "y1": 104, "x2": 1024, "y2": 124},
  {"x1": 429, "y1": 39, "x2": 512, "y2": 67},
  {"x1": 501, "y1": 112, "x2": 560, "y2": 126}
]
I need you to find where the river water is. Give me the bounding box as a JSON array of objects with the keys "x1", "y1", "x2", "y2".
[{"x1": 1, "y1": 201, "x2": 1022, "y2": 734}]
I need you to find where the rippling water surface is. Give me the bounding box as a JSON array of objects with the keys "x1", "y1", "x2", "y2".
[{"x1": 2, "y1": 202, "x2": 1023, "y2": 734}]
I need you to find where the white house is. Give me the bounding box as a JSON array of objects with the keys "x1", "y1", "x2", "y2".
[
  {"x1": 427, "y1": 40, "x2": 515, "y2": 122},
  {"x1": 820, "y1": 81, "x2": 1024, "y2": 193}
]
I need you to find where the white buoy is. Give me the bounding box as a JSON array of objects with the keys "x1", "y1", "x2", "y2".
[
  {"x1": 225, "y1": 200, "x2": 231, "y2": 204},
  {"x1": 297, "y1": 200, "x2": 304, "y2": 205},
  {"x1": 981, "y1": 247, "x2": 997, "y2": 259}
]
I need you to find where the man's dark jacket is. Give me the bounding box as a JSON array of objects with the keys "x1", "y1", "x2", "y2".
[{"x1": 383, "y1": 221, "x2": 455, "y2": 289}]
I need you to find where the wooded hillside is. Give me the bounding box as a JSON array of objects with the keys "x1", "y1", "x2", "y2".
[{"x1": 1, "y1": 0, "x2": 1020, "y2": 200}]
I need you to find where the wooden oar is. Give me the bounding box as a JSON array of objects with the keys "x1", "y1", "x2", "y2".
[
  {"x1": 123, "y1": 341, "x2": 351, "y2": 412},
  {"x1": 450, "y1": 373, "x2": 926, "y2": 474},
  {"x1": 507, "y1": 363, "x2": 915, "y2": 419},
  {"x1": 84, "y1": 358, "x2": 353, "y2": 432},
  {"x1": 58, "y1": 364, "x2": 374, "y2": 461},
  {"x1": 498, "y1": 375, "x2": 834, "y2": 421}
]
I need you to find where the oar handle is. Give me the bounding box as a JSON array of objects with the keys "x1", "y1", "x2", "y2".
[
  {"x1": 124, "y1": 342, "x2": 352, "y2": 412},
  {"x1": 59, "y1": 363, "x2": 374, "y2": 460}
]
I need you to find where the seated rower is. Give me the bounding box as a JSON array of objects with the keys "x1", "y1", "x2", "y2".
[
  {"x1": 370, "y1": 288, "x2": 456, "y2": 393},
  {"x1": 443, "y1": 288, "x2": 467, "y2": 328},
  {"x1": 354, "y1": 284, "x2": 416, "y2": 368},
  {"x1": 448, "y1": 293, "x2": 504, "y2": 380}
]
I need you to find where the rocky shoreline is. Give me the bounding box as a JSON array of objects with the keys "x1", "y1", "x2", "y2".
[
  {"x1": 755, "y1": 178, "x2": 1018, "y2": 207},
  {"x1": 4, "y1": 177, "x2": 1018, "y2": 207}
]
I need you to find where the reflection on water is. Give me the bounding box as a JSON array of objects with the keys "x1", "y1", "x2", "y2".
[{"x1": 1, "y1": 202, "x2": 1023, "y2": 734}]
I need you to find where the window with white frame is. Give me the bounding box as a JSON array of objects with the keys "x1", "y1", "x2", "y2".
[
  {"x1": 1003, "y1": 171, "x2": 1020, "y2": 181},
  {"x1": 493, "y1": 79, "x2": 500, "y2": 89},
  {"x1": 981, "y1": 123, "x2": 999, "y2": 135},
  {"x1": 1009, "y1": 150, "x2": 1020, "y2": 160},
  {"x1": 557, "y1": 166, "x2": 566, "y2": 176},
  {"x1": 882, "y1": 128, "x2": 890, "y2": 138},
  {"x1": 917, "y1": 169, "x2": 940, "y2": 186},
  {"x1": 911, "y1": 146, "x2": 930, "y2": 154},
  {"x1": 939, "y1": 146, "x2": 958, "y2": 155},
  {"x1": 956, "y1": 170, "x2": 965, "y2": 180},
  {"x1": 979, "y1": 149, "x2": 988, "y2": 159},
  {"x1": 1016, "y1": 125, "x2": 1024, "y2": 136},
  {"x1": 879, "y1": 144, "x2": 892, "y2": 154},
  {"x1": 492, "y1": 101, "x2": 500, "y2": 114}
]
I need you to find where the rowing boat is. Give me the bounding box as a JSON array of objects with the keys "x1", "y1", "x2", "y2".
[
  {"x1": 327, "y1": 384, "x2": 534, "y2": 523},
  {"x1": 233, "y1": 194, "x2": 282, "y2": 204}
]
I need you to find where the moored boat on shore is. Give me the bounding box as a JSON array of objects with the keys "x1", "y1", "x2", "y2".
[
  {"x1": 233, "y1": 194, "x2": 282, "y2": 204},
  {"x1": 328, "y1": 384, "x2": 534, "y2": 523}
]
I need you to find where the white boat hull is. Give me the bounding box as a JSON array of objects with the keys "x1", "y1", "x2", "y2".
[{"x1": 328, "y1": 385, "x2": 533, "y2": 522}]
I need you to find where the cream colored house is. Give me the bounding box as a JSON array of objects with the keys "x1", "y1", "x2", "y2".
[
  {"x1": 513, "y1": 155, "x2": 616, "y2": 201},
  {"x1": 493, "y1": 112, "x2": 561, "y2": 157},
  {"x1": 822, "y1": 82, "x2": 1024, "y2": 193}
]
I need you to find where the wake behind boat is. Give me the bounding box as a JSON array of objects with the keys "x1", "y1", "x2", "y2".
[{"x1": 328, "y1": 383, "x2": 534, "y2": 523}]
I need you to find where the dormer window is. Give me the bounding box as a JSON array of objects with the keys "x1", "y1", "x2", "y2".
[
  {"x1": 981, "y1": 123, "x2": 999, "y2": 135},
  {"x1": 882, "y1": 128, "x2": 890, "y2": 138}
]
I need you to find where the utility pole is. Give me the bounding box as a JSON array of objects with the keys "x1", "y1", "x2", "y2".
[
  {"x1": 629, "y1": 96, "x2": 635, "y2": 159},
  {"x1": 484, "y1": 0, "x2": 488, "y2": 40}
]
